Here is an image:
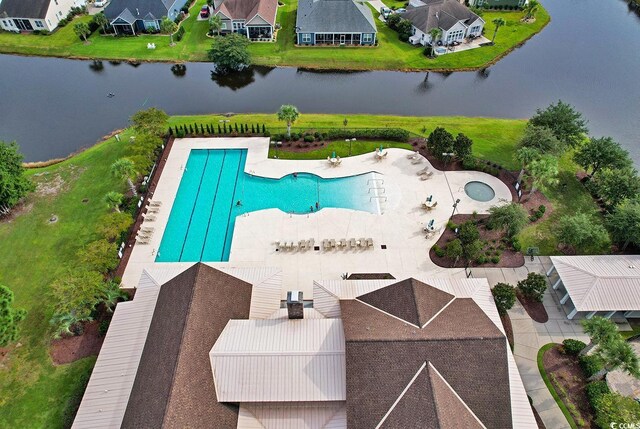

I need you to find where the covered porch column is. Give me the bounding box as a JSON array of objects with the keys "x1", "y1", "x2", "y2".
[
  {"x1": 567, "y1": 308, "x2": 579, "y2": 319},
  {"x1": 585, "y1": 311, "x2": 597, "y2": 319},
  {"x1": 603, "y1": 311, "x2": 617, "y2": 319},
  {"x1": 546, "y1": 265, "x2": 556, "y2": 277},
  {"x1": 560, "y1": 292, "x2": 571, "y2": 305},
  {"x1": 552, "y1": 278, "x2": 562, "y2": 290}
]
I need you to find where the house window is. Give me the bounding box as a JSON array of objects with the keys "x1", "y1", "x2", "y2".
[
  {"x1": 470, "y1": 25, "x2": 480, "y2": 34},
  {"x1": 446, "y1": 29, "x2": 464, "y2": 42},
  {"x1": 363, "y1": 33, "x2": 372, "y2": 43},
  {"x1": 35, "y1": 21, "x2": 44, "y2": 28},
  {"x1": 221, "y1": 22, "x2": 227, "y2": 29},
  {"x1": 1, "y1": 20, "x2": 6, "y2": 26},
  {"x1": 302, "y1": 33, "x2": 311, "y2": 43}
]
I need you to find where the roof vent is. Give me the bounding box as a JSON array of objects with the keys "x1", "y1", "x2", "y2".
[
  {"x1": 630, "y1": 265, "x2": 636, "y2": 269},
  {"x1": 136, "y1": 7, "x2": 140, "y2": 15},
  {"x1": 286, "y1": 290, "x2": 304, "y2": 319}
]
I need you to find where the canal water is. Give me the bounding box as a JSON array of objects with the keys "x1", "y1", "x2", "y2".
[{"x1": 0, "y1": 0, "x2": 639, "y2": 161}]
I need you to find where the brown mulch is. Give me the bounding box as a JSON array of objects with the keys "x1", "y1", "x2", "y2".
[
  {"x1": 516, "y1": 290, "x2": 549, "y2": 323},
  {"x1": 50, "y1": 321, "x2": 104, "y2": 365},
  {"x1": 543, "y1": 344, "x2": 596, "y2": 428},
  {"x1": 501, "y1": 313, "x2": 514, "y2": 350},
  {"x1": 430, "y1": 214, "x2": 525, "y2": 268}
]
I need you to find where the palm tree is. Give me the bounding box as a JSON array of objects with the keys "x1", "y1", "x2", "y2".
[
  {"x1": 427, "y1": 28, "x2": 442, "y2": 57},
  {"x1": 104, "y1": 191, "x2": 123, "y2": 212},
  {"x1": 111, "y1": 158, "x2": 138, "y2": 196},
  {"x1": 527, "y1": 155, "x2": 558, "y2": 195},
  {"x1": 50, "y1": 312, "x2": 89, "y2": 338},
  {"x1": 160, "y1": 17, "x2": 178, "y2": 45},
  {"x1": 277, "y1": 105, "x2": 300, "y2": 137},
  {"x1": 580, "y1": 317, "x2": 620, "y2": 356},
  {"x1": 491, "y1": 17, "x2": 506, "y2": 43},
  {"x1": 589, "y1": 339, "x2": 640, "y2": 381},
  {"x1": 101, "y1": 281, "x2": 129, "y2": 313},
  {"x1": 515, "y1": 146, "x2": 539, "y2": 183},
  {"x1": 523, "y1": 0, "x2": 539, "y2": 20},
  {"x1": 209, "y1": 14, "x2": 223, "y2": 36}
]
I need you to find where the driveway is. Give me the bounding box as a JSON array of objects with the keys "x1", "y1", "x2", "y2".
[{"x1": 368, "y1": 0, "x2": 388, "y2": 17}]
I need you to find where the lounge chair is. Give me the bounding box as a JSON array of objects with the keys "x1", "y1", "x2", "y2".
[
  {"x1": 142, "y1": 213, "x2": 156, "y2": 221},
  {"x1": 140, "y1": 226, "x2": 155, "y2": 233},
  {"x1": 411, "y1": 157, "x2": 423, "y2": 165},
  {"x1": 350, "y1": 238, "x2": 357, "y2": 248},
  {"x1": 136, "y1": 236, "x2": 150, "y2": 244},
  {"x1": 407, "y1": 151, "x2": 419, "y2": 159},
  {"x1": 146, "y1": 206, "x2": 160, "y2": 213},
  {"x1": 329, "y1": 239, "x2": 336, "y2": 249},
  {"x1": 299, "y1": 240, "x2": 307, "y2": 250},
  {"x1": 417, "y1": 166, "x2": 429, "y2": 175},
  {"x1": 340, "y1": 238, "x2": 347, "y2": 248},
  {"x1": 308, "y1": 238, "x2": 315, "y2": 248},
  {"x1": 291, "y1": 242, "x2": 298, "y2": 251},
  {"x1": 358, "y1": 238, "x2": 367, "y2": 248},
  {"x1": 366, "y1": 238, "x2": 374, "y2": 248},
  {"x1": 420, "y1": 171, "x2": 434, "y2": 180},
  {"x1": 322, "y1": 239, "x2": 331, "y2": 250},
  {"x1": 148, "y1": 201, "x2": 162, "y2": 207}
]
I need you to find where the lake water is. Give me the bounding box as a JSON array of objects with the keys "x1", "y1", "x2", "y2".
[{"x1": 0, "y1": 0, "x2": 639, "y2": 162}]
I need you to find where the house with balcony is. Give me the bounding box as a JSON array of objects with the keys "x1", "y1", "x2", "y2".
[
  {"x1": 211, "y1": 0, "x2": 278, "y2": 41},
  {"x1": 295, "y1": 0, "x2": 377, "y2": 46},
  {"x1": 0, "y1": 0, "x2": 86, "y2": 32},
  {"x1": 400, "y1": 0, "x2": 484, "y2": 46}
]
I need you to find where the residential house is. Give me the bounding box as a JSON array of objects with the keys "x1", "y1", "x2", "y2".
[
  {"x1": 296, "y1": 0, "x2": 377, "y2": 46},
  {"x1": 400, "y1": 0, "x2": 484, "y2": 46},
  {"x1": 211, "y1": 0, "x2": 278, "y2": 40},
  {"x1": 73, "y1": 264, "x2": 537, "y2": 428},
  {"x1": 469, "y1": 0, "x2": 527, "y2": 8},
  {"x1": 104, "y1": 0, "x2": 188, "y2": 35},
  {"x1": 0, "y1": 0, "x2": 86, "y2": 32}
]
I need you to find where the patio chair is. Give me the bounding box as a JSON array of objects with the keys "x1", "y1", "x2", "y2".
[
  {"x1": 407, "y1": 151, "x2": 419, "y2": 159},
  {"x1": 308, "y1": 238, "x2": 315, "y2": 248},
  {"x1": 329, "y1": 239, "x2": 337, "y2": 249},
  {"x1": 142, "y1": 213, "x2": 156, "y2": 222},
  {"x1": 323, "y1": 239, "x2": 331, "y2": 250},
  {"x1": 431, "y1": 201, "x2": 438, "y2": 209},
  {"x1": 146, "y1": 206, "x2": 160, "y2": 213},
  {"x1": 340, "y1": 238, "x2": 347, "y2": 248},
  {"x1": 411, "y1": 157, "x2": 423, "y2": 165},
  {"x1": 350, "y1": 238, "x2": 357, "y2": 248},
  {"x1": 416, "y1": 167, "x2": 429, "y2": 175},
  {"x1": 366, "y1": 238, "x2": 374, "y2": 248},
  {"x1": 291, "y1": 242, "x2": 298, "y2": 251},
  {"x1": 357, "y1": 238, "x2": 366, "y2": 248},
  {"x1": 136, "y1": 236, "x2": 150, "y2": 244},
  {"x1": 299, "y1": 240, "x2": 307, "y2": 250},
  {"x1": 148, "y1": 201, "x2": 162, "y2": 207}
]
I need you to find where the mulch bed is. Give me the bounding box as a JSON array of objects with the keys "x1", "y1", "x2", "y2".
[
  {"x1": 429, "y1": 214, "x2": 525, "y2": 268},
  {"x1": 532, "y1": 404, "x2": 547, "y2": 429},
  {"x1": 543, "y1": 344, "x2": 596, "y2": 428},
  {"x1": 516, "y1": 290, "x2": 549, "y2": 323},
  {"x1": 501, "y1": 313, "x2": 514, "y2": 350},
  {"x1": 50, "y1": 321, "x2": 104, "y2": 365}
]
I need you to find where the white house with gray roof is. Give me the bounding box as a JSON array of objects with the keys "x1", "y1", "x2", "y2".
[
  {"x1": 296, "y1": 0, "x2": 377, "y2": 46},
  {"x1": 0, "y1": 0, "x2": 85, "y2": 32},
  {"x1": 400, "y1": 0, "x2": 484, "y2": 46},
  {"x1": 104, "y1": 0, "x2": 188, "y2": 35}
]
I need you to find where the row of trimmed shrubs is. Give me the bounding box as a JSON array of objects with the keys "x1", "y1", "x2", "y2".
[{"x1": 271, "y1": 128, "x2": 410, "y2": 143}]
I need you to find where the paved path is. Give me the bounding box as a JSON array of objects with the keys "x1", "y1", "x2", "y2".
[{"x1": 477, "y1": 257, "x2": 589, "y2": 429}]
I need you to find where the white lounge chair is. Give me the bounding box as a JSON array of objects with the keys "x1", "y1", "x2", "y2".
[
  {"x1": 142, "y1": 213, "x2": 156, "y2": 221},
  {"x1": 350, "y1": 238, "x2": 357, "y2": 248},
  {"x1": 329, "y1": 239, "x2": 337, "y2": 249},
  {"x1": 339, "y1": 238, "x2": 347, "y2": 248},
  {"x1": 358, "y1": 238, "x2": 367, "y2": 248},
  {"x1": 407, "y1": 151, "x2": 419, "y2": 159},
  {"x1": 411, "y1": 157, "x2": 423, "y2": 165},
  {"x1": 140, "y1": 226, "x2": 155, "y2": 233},
  {"x1": 136, "y1": 236, "x2": 150, "y2": 244},
  {"x1": 417, "y1": 166, "x2": 429, "y2": 175},
  {"x1": 146, "y1": 206, "x2": 160, "y2": 213},
  {"x1": 323, "y1": 239, "x2": 331, "y2": 250},
  {"x1": 148, "y1": 201, "x2": 162, "y2": 207},
  {"x1": 366, "y1": 238, "x2": 374, "y2": 248},
  {"x1": 308, "y1": 238, "x2": 315, "y2": 248}
]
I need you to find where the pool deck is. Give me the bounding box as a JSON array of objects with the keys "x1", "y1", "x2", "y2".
[{"x1": 121, "y1": 137, "x2": 512, "y2": 297}]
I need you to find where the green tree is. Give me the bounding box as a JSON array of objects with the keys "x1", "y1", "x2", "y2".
[
  {"x1": 160, "y1": 17, "x2": 178, "y2": 45},
  {"x1": 523, "y1": 0, "x2": 539, "y2": 19},
  {"x1": 458, "y1": 221, "x2": 480, "y2": 245},
  {"x1": 427, "y1": 127, "x2": 455, "y2": 162},
  {"x1": 101, "y1": 280, "x2": 129, "y2": 313},
  {"x1": 518, "y1": 123, "x2": 565, "y2": 155},
  {"x1": 594, "y1": 392, "x2": 640, "y2": 428},
  {"x1": 580, "y1": 316, "x2": 620, "y2": 356},
  {"x1": 209, "y1": 14, "x2": 223, "y2": 36},
  {"x1": 0, "y1": 141, "x2": 35, "y2": 215},
  {"x1": 78, "y1": 239, "x2": 119, "y2": 273},
  {"x1": 396, "y1": 19, "x2": 413, "y2": 39},
  {"x1": 445, "y1": 239, "x2": 463, "y2": 267},
  {"x1": 111, "y1": 158, "x2": 138, "y2": 196},
  {"x1": 487, "y1": 203, "x2": 528, "y2": 238},
  {"x1": 104, "y1": 191, "x2": 123, "y2": 212},
  {"x1": 527, "y1": 154, "x2": 558, "y2": 194},
  {"x1": 462, "y1": 239, "x2": 483, "y2": 264},
  {"x1": 590, "y1": 339, "x2": 640, "y2": 381},
  {"x1": 277, "y1": 105, "x2": 300, "y2": 137},
  {"x1": 529, "y1": 100, "x2": 589, "y2": 148},
  {"x1": 557, "y1": 213, "x2": 610, "y2": 252},
  {"x1": 97, "y1": 211, "x2": 134, "y2": 242},
  {"x1": 492, "y1": 283, "x2": 516, "y2": 315},
  {"x1": 515, "y1": 146, "x2": 540, "y2": 183},
  {"x1": 73, "y1": 22, "x2": 91, "y2": 42},
  {"x1": 130, "y1": 107, "x2": 169, "y2": 137},
  {"x1": 428, "y1": 27, "x2": 442, "y2": 46},
  {"x1": 386, "y1": 13, "x2": 401, "y2": 30},
  {"x1": 491, "y1": 17, "x2": 506, "y2": 43},
  {"x1": 209, "y1": 33, "x2": 251, "y2": 74},
  {"x1": 607, "y1": 198, "x2": 640, "y2": 250},
  {"x1": 130, "y1": 132, "x2": 163, "y2": 172},
  {"x1": 517, "y1": 272, "x2": 547, "y2": 302},
  {"x1": 453, "y1": 133, "x2": 473, "y2": 160},
  {"x1": 93, "y1": 12, "x2": 109, "y2": 34},
  {"x1": 0, "y1": 284, "x2": 26, "y2": 347},
  {"x1": 573, "y1": 136, "x2": 632, "y2": 177},
  {"x1": 591, "y1": 167, "x2": 640, "y2": 209},
  {"x1": 50, "y1": 270, "x2": 104, "y2": 337}
]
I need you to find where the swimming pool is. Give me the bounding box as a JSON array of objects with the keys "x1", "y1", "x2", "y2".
[{"x1": 156, "y1": 149, "x2": 380, "y2": 262}]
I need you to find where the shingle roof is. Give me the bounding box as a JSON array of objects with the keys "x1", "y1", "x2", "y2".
[
  {"x1": 214, "y1": 0, "x2": 278, "y2": 26},
  {"x1": 552, "y1": 255, "x2": 640, "y2": 312},
  {"x1": 400, "y1": 0, "x2": 481, "y2": 32},
  {"x1": 121, "y1": 264, "x2": 254, "y2": 429},
  {"x1": 341, "y1": 279, "x2": 512, "y2": 429},
  {"x1": 0, "y1": 0, "x2": 51, "y2": 19},
  {"x1": 296, "y1": 0, "x2": 377, "y2": 34},
  {"x1": 104, "y1": 0, "x2": 170, "y2": 22}
]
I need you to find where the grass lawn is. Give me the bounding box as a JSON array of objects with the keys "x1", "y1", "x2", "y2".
[
  {"x1": 0, "y1": 113, "x2": 601, "y2": 427},
  {"x1": 0, "y1": 0, "x2": 549, "y2": 70},
  {"x1": 268, "y1": 140, "x2": 414, "y2": 159},
  {"x1": 0, "y1": 129, "x2": 134, "y2": 428}
]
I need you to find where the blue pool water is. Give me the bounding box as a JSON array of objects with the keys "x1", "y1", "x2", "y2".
[{"x1": 156, "y1": 149, "x2": 379, "y2": 262}]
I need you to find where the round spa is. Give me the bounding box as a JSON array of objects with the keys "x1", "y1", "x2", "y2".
[{"x1": 464, "y1": 181, "x2": 496, "y2": 202}]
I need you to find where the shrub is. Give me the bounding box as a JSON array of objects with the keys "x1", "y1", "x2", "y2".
[
  {"x1": 594, "y1": 392, "x2": 640, "y2": 429},
  {"x1": 432, "y1": 244, "x2": 445, "y2": 258},
  {"x1": 175, "y1": 26, "x2": 186, "y2": 41},
  {"x1": 475, "y1": 255, "x2": 486, "y2": 264},
  {"x1": 303, "y1": 135, "x2": 314, "y2": 143},
  {"x1": 99, "y1": 319, "x2": 111, "y2": 336},
  {"x1": 492, "y1": 283, "x2": 516, "y2": 315},
  {"x1": 291, "y1": 133, "x2": 300, "y2": 141},
  {"x1": 562, "y1": 339, "x2": 586, "y2": 356},
  {"x1": 491, "y1": 255, "x2": 500, "y2": 264},
  {"x1": 579, "y1": 354, "x2": 604, "y2": 379},
  {"x1": 176, "y1": 128, "x2": 185, "y2": 138},
  {"x1": 447, "y1": 220, "x2": 458, "y2": 230},
  {"x1": 462, "y1": 156, "x2": 477, "y2": 170},
  {"x1": 180, "y1": 4, "x2": 189, "y2": 13},
  {"x1": 585, "y1": 380, "x2": 609, "y2": 406},
  {"x1": 321, "y1": 128, "x2": 410, "y2": 142},
  {"x1": 511, "y1": 237, "x2": 522, "y2": 252}
]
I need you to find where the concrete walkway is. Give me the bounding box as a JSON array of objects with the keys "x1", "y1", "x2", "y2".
[{"x1": 476, "y1": 257, "x2": 589, "y2": 429}]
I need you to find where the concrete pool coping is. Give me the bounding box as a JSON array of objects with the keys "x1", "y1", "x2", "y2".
[{"x1": 120, "y1": 137, "x2": 512, "y2": 294}]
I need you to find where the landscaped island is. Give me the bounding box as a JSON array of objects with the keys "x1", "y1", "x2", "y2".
[{"x1": 0, "y1": 0, "x2": 549, "y2": 70}]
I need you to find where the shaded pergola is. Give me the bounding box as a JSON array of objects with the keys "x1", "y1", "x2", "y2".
[{"x1": 547, "y1": 255, "x2": 640, "y2": 320}]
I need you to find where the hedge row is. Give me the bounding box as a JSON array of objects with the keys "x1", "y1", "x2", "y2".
[{"x1": 169, "y1": 122, "x2": 268, "y2": 138}]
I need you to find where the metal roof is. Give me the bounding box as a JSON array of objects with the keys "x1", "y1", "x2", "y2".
[
  {"x1": 551, "y1": 255, "x2": 640, "y2": 312},
  {"x1": 210, "y1": 318, "x2": 346, "y2": 402},
  {"x1": 237, "y1": 402, "x2": 346, "y2": 428}
]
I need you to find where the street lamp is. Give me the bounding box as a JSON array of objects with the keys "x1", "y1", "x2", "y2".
[{"x1": 452, "y1": 198, "x2": 460, "y2": 217}]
